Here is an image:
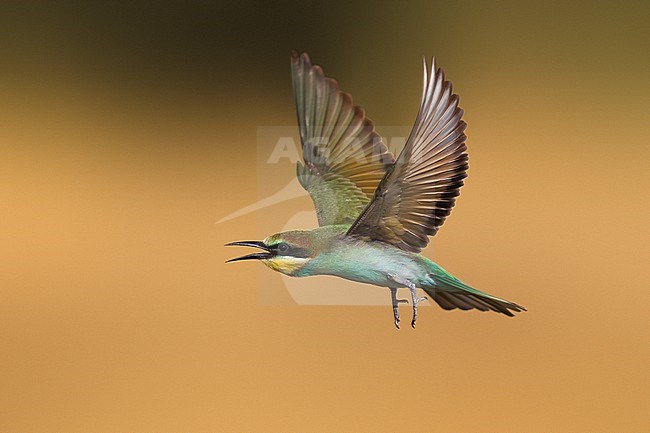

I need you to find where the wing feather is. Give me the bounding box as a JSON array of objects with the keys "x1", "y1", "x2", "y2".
[
  {"x1": 291, "y1": 52, "x2": 394, "y2": 226},
  {"x1": 347, "y1": 58, "x2": 468, "y2": 252}
]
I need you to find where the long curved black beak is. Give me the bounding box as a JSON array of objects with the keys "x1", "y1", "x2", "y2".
[{"x1": 225, "y1": 241, "x2": 275, "y2": 263}]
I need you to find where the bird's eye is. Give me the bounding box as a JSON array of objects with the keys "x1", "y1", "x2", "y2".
[{"x1": 277, "y1": 243, "x2": 290, "y2": 254}]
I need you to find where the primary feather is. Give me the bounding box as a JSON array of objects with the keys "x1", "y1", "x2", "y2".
[
  {"x1": 291, "y1": 51, "x2": 394, "y2": 226},
  {"x1": 347, "y1": 58, "x2": 468, "y2": 252}
]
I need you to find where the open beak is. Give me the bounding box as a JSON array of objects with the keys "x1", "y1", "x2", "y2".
[{"x1": 225, "y1": 241, "x2": 275, "y2": 263}]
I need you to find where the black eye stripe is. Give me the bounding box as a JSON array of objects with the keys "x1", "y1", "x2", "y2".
[
  {"x1": 272, "y1": 243, "x2": 309, "y2": 258},
  {"x1": 288, "y1": 247, "x2": 310, "y2": 258}
]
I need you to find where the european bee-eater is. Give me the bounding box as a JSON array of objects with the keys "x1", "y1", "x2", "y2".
[{"x1": 227, "y1": 51, "x2": 525, "y2": 328}]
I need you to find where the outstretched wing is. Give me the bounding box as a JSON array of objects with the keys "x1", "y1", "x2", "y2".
[
  {"x1": 347, "y1": 58, "x2": 468, "y2": 253},
  {"x1": 291, "y1": 51, "x2": 394, "y2": 226}
]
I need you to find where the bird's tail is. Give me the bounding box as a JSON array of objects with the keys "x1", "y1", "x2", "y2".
[{"x1": 421, "y1": 266, "x2": 526, "y2": 316}]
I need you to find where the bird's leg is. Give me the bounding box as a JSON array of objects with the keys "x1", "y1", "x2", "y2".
[
  {"x1": 407, "y1": 282, "x2": 427, "y2": 328},
  {"x1": 389, "y1": 287, "x2": 408, "y2": 329}
]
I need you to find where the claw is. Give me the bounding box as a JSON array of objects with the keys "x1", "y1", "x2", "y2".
[
  {"x1": 408, "y1": 283, "x2": 427, "y2": 328},
  {"x1": 389, "y1": 287, "x2": 404, "y2": 329}
]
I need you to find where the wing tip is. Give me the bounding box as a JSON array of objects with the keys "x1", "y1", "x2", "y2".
[{"x1": 291, "y1": 50, "x2": 312, "y2": 67}]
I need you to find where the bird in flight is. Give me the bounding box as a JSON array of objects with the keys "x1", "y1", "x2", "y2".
[{"x1": 226, "y1": 51, "x2": 525, "y2": 328}]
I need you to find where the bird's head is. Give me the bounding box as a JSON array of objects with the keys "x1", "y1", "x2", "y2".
[{"x1": 226, "y1": 230, "x2": 314, "y2": 276}]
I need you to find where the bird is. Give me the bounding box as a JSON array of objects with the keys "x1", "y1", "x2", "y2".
[{"x1": 226, "y1": 51, "x2": 525, "y2": 328}]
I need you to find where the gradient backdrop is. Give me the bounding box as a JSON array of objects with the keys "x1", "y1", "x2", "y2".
[{"x1": 1, "y1": 1, "x2": 648, "y2": 432}]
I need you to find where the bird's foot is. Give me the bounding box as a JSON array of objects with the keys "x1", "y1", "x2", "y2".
[
  {"x1": 389, "y1": 287, "x2": 408, "y2": 329},
  {"x1": 408, "y1": 283, "x2": 427, "y2": 328},
  {"x1": 410, "y1": 297, "x2": 427, "y2": 328}
]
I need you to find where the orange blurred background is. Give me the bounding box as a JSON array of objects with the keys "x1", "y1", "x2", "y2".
[{"x1": 0, "y1": 1, "x2": 648, "y2": 432}]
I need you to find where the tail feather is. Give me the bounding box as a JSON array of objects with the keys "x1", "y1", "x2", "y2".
[
  {"x1": 429, "y1": 290, "x2": 525, "y2": 316},
  {"x1": 422, "y1": 273, "x2": 526, "y2": 316}
]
